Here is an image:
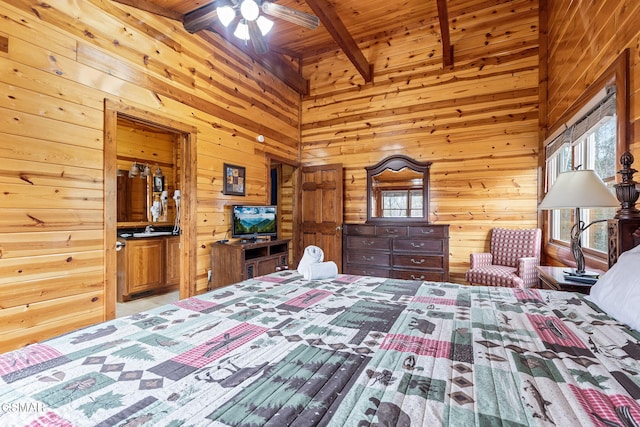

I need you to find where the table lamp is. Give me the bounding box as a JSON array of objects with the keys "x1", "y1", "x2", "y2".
[{"x1": 538, "y1": 169, "x2": 619, "y2": 275}]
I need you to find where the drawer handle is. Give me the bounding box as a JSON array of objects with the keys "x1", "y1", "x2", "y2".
[
  {"x1": 411, "y1": 242, "x2": 425, "y2": 248},
  {"x1": 385, "y1": 228, "x2": 399, "y2": 234},
  {"x1": 362, "y1": 256, "x2": 374, "y2": 261},
  {"x1": 411, "y1": 258, "x2": 425, "y2": 265},
  {"x1": 420, "y1": 229, "x2": 434, "y2": 234},
  {"x1": 411, "y1": 274, "x2": 425, "y2": 280},
  {"x1": 362, "y1": 240, "x2": 375, "y2": 246}
]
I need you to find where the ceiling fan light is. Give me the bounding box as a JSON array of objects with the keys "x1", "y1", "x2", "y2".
[
  {"x1": 217, "y1": 5, "x2": 236, "y2": 27},
  {"x1": 234, "y1": 21, "x2": 250, "y2": 40},
  {"x1": 240, "y1": 0, "x2": 260, "y2": 21},
  {"x1": 257, "y1": 16, "x2": 274, "y2": 36}
]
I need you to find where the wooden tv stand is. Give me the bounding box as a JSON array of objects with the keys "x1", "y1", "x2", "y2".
[{"x1": 209, "y1": 239, "x2": 289, "y2": 289}]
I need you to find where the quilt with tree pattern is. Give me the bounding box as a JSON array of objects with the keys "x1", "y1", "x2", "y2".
[{"x1": 1, "y1": 271, "x2": 639, "y2": 426}]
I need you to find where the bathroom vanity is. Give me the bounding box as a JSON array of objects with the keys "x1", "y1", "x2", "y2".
[{"x1": 117, "y1": 234, "x2": 180, "y2": 302}]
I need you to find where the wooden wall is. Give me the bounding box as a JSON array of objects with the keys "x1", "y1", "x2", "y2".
[
  {"x1": 300, "y1": 0, "x2": 541, "y2": 282},
  {"x1": 0, "y1": 0, "x2": 300, "y2": 352},
  {"x1": 542, "y1": 1, "x2": 640, "y2": 267},
  {"x1": 545, "y1": 1, "x2": 640, "y2": 169}
]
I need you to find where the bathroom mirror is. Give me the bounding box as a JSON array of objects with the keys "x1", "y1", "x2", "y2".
[
  {"x1": 366, "y1": 154, "x2": 431, "y2": 223},
  {"x1": 117, "y1": 170, "x2": 173, "y2": 224},
  {"x1": 117, "y1": 170, "x2": 148, "y2": 222}
]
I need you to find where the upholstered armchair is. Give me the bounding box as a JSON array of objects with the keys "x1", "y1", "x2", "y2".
[{"x1": 465, "y1": 228, "x2": 542, "y2": 289}]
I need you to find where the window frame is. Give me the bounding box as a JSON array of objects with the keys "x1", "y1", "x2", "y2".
[{"x1": 541, "y1": 50, "x2": 629, "y2": 270}]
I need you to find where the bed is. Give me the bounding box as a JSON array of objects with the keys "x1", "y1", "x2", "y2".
[{"x1": 1, "y1": 260, "x2": 640, "y2": 426}]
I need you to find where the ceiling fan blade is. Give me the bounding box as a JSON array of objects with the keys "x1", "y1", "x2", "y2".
[
  {"x1": 247, "y1": 20, "x2": 269, "y2": 54},
  {"x1": 261, "y1": 1, "x2": 320, "y2": 30}
]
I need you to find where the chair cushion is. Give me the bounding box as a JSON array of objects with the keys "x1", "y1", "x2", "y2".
[
  {"x1": 490, "y1": 228, "x2": 541, "y2": 267},
  {"x1": 465, "y1": 265, "x2": 524, "y2": 288}
]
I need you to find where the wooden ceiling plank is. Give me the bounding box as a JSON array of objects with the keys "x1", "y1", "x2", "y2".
[
  {"x1": 111, "y1": 0, "x2": 184, "y2": 21},
  {"x1": 199, "y1": 26, "x2": 309, "y2": 95},
  {"x1": 118, "y1": 1, "x2": 308, "y2": 94},
  {"x1": 436, "y1": 0, "x2": 454, "y2": 67},
  {"x1": 303, "y1": 0, "x2": 373, "y2": 83}
]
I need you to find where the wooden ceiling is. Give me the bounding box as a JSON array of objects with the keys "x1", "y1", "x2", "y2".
[{"x1": 113, "y1": 0, "x2": 448, "y2": 94}]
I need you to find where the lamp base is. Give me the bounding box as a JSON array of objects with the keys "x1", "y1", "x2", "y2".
[{"x1": 564, "y1": 269, "x2": 599, "y2": 278}]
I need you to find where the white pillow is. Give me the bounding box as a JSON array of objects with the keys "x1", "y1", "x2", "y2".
[{"x1": 589, "y1": 247, "x2": 640, "y2": 331}]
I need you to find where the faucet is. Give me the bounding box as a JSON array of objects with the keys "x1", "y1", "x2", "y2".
[{"x1": 145, "y1": 224, "x2": 154, "y2": 233}]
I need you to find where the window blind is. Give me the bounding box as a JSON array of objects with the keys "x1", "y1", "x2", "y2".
[{"x1": 545, "y1": 88, "x2": 616, "y2": 160}]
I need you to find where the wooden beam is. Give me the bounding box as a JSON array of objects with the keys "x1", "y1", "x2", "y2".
[
  {"x1": 303, "y1": 0, "x2": 373, "y2": 83},
  {"x1": 436, "y1": 0, "x2": 454, "y2": 67},
  {"x1": 111, "y1": 0, "x2": 183, "y2": 21},
  {"x1": 183, "y1": 2, "x2": 220, "y2": 33}
]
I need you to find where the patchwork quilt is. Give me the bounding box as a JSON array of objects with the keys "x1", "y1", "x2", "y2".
[{"x1": 1, "y1": 272, "x2": 640, "y2": 426}]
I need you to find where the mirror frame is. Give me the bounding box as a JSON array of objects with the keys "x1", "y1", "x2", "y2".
[{"x1": 366, "y1": 154, "x2": 432, "y2": 223}]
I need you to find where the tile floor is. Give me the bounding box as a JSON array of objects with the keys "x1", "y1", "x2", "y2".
[{"x1": 116, "y1": 290, "x2": 179, "y2": 318}]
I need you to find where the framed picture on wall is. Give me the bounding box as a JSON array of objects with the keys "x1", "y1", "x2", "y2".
[{"x1": 223, "y1": 163, "x2": 246, "y2": 196}]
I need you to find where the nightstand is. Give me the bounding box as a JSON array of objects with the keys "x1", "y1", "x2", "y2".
[{"x1": 536, "y1": 266, "x2": 596, "y2": 295}]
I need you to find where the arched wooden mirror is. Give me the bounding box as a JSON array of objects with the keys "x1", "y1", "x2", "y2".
[{"x1": 366, "y1": 154, "x2": 431, "y2": 223}]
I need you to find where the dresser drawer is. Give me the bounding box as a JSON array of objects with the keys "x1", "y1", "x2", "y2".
[
  {"x1": 375, "y1": 226, "x2": 408, "y2": 237},
  {"x1": 393, "y1": 239, "x2": 444, "y2": 253},
  {"x1": 345, "y1": 236, "x2": 391, "y2": 250},
  {"x1": 408, "y1": 226, "x2": 448, "y2": 239},
  {"x1": 344, "y1": 265, "x2": 391, "y2": 278},
  {"x1": 393, "y1": 269, "x2": 445, "y2": 282},
  {"x1": 343, "y1": 224, "x2": 375, "y2": 236},
  {"x1": 394, "y1": 254, "x2": 444, "y2": 270},
  {"x1": 346, "y1": 250, "x2": 391, "y2": 266}
]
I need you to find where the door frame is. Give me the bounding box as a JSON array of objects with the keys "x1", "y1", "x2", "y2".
[
  {"x1": 266, "y1": 154, "x2": 300, "y2": 266},
  {"x1": 104, "y1": 99, "x2": 198, "y2": 319}
]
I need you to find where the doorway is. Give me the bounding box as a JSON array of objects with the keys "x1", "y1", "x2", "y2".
[
  {"x1": 104, "y1": 100, "x2": 198, "y2": 320},
  {"x1": 268, "y1": 156, "x2": 299, "y2": 268}
]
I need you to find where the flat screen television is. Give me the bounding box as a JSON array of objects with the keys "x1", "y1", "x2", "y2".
[{"x1": 232, "y1": 205, "x2": 278, "y2": 240}]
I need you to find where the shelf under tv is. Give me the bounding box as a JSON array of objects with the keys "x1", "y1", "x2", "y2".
[{"x1": 210, "y1": 239, "x2": 290, "y2": 289}]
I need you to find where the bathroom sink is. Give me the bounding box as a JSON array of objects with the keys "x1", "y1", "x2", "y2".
[{"x1": 132, "y1": 231, "x2": 174, "y2": 238}]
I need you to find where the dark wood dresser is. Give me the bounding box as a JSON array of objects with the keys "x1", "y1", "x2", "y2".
[{"x1": 342, "y1": 223, "x2": 449, "y2": 281}]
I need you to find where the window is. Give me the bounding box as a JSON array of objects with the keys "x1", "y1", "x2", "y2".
[{"x1": 545, "y1": 91, "x2": 617, "y2": 254}]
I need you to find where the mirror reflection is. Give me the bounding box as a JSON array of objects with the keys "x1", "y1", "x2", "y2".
[
  {"x1": 117, "y1": 170, "x2": 149, "y2": 222},
  {"x1": 371, "y1": 167, "x2": 424, "y2": 218},
  {"x1": 366, "y1": 154, "x2": 431, "y2": 223},
  {"x1": 117, "y1": 169, "x2": 172, "y2": 224}
]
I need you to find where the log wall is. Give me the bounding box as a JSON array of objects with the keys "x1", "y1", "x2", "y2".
[
  {"x1": 543, "y1": 1, "x2": 640, "y2": 266},
  {"x1": 300, "y1": 0, "x2": 541, "y2": 282},
  {"x1": 0, "y1": 0, "x2": 300, "y2": 352},
  {"x1": 546, "y1": 1, "x2": 640, "y2": 170}
]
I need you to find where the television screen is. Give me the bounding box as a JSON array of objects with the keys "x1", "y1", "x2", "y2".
[{"x1": 232, "y1": 205, "x2": 277, "y2": 239}]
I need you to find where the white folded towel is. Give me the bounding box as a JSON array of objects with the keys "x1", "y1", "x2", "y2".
[
  {"x1": 297, "y1": 245, "x2": 324, "y2": 277},
  {"x1": 304, "y1": 261, "x2": 338, "y2": 280}
]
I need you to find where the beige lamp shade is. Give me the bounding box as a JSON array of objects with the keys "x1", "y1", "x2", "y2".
[{"x1": 538, "y1": 169, "x2": 619, "y2": 210}]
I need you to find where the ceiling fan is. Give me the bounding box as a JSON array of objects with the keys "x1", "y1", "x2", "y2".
[{"x1": 214, "y1": 0, "x2": 320, "y2": 54}]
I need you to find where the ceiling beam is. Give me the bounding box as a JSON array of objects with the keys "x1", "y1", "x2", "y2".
[
  {"x1": 436, "y1": 0, "x2": 454, "y2": 67},
  {"x1": 303, "y1": 0, "x2": 373, "y2": 83},
  {"x1": 183, "y1": 2, "x2": 221, "y2": 33},
  {"x1": 111, "y1": 0, "x2": 183, "y2": 21}
]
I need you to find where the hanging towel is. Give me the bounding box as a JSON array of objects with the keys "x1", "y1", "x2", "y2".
[
  {"x1": 297, "y1": 245, "x2": 324, "y2": 277},
  {"x1": 304, "y1": 261, "x2": 338, "y2": 281}
]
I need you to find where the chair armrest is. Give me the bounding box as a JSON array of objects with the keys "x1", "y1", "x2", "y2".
[
  {"x1": 470, "y1": 253, "x2": 492, "y2": 269},
  {"x1": 517, "y1": 257, "x2": 540, "y2": 288}
]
